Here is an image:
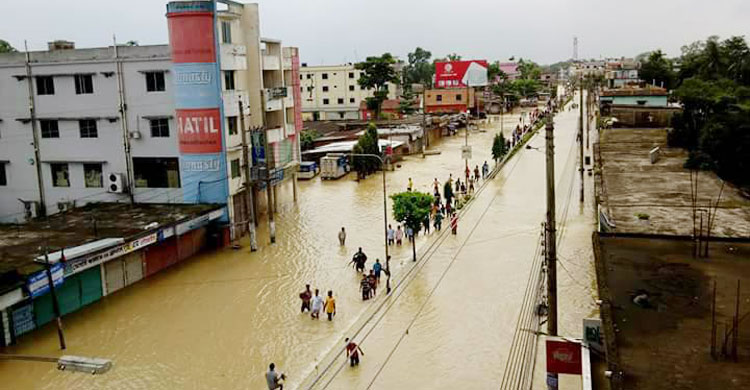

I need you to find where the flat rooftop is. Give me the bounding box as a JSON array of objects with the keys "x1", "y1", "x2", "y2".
[
  {"x1": 598, "y1": 236, "x2": 750, "y2": 390},
  {"x1": 0, "y1": 44, "x2": 170, "y2": 66},
  {"x1": 597, "y1": 128, "x2": 750, "y2": 237},
  {"x1": 0, "y1": 203, "x2": 220, "y2": 278}
]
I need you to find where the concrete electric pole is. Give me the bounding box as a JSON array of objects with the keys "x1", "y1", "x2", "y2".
[
  {"x1": 578, "y1": 77, "x2": 585, "y2": 203},
  {"x1": 544, "y1": 112, "x2": 558, "y2": 389},
  {"x1": 239, "y1": 100, "x2": 258, "y2": 251}
]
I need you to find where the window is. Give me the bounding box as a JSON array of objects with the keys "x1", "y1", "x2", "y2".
[
  {"x1": 323, "y1": 98, "x2": 330, "y2": 105},
  {"x1": 83, "y1": 163, "x2": 103, "y2": 188},
  {"x1": 456, "y1": 94, "x2": 462, "y2": 101},
  {"x1": 227, "y1": 116, "x2": 238, "y2": 135},
  {"x1": 337, "y1": 98, "x2": 344, "y2": 104},
  {"x1": 307, "y1": 86, "x2": 313, "y2": 92},
  {"x1": 349, "y1": 98, "x2": 355, "y2": 103},
  {"x1": 145, "y1": 71, "x2": 165, "y2": 92},
  {"x1": 36, "y1": 76, "x2": 54, "y2": 95},
  {"x1": 322, "y1": 73, "x2": 328, "y2": 80},
  {"x1": 306, "y1": 74, "x2": 311, "y2": 79},
  {"x1": 436, "y1": 94, "x2": 443, "y2": 102},
  {"x1": 79, "y1": 119, "x2": 98, "y2": 138},
  {"x1": 74, "y1": 74, "x2": 93, "y2": 94},
  {"x1": 221, "y1": 21, "x2": 232, "y2": 43},
  {"x1": 348, "y1": 72, "x2": 354, "y2": 79},
  {"x1": 224, "y1": 70, "x2": 235, "y2": 91},
  {"x1": 230, "y1": 158, "x2": 241, "y2": 178},
  {"x1": 133, "y1": 157, "x2": 180, "y2": 188},
  {"x1": 150, "y1": 118, "x2": 169, "y2": 137},
  {"x1": 40, "y1": 120, "x2": 59, "y2": 138},
  {"x1": 349, "y1": 85, "x2": 355, "y2": 91},
  {"x1": 50, "y1": 163, "x2": 69, "y2": 187},
  {"x1": 0, "y1": 163, "x2": 6, "y2": 186},
  {"x1": 322, "y1": 86, "x2": 329, "y2": 92},
  {"x1": 299, "y1": 75, "x2": 303, "y2": 80}
]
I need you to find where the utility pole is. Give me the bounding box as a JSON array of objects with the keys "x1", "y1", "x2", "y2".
[
  {"x1": 578, "y1": 76, "x2": 584, "y2": 202},
  {"x1": 464, "y1": 86, "x2": 470, "y2": 173},
  {"x1": 239, "y1": 99, "x2": 258, "y2": 251},
  {"x1": 586, "y1": 86, "x2": 591, "y2": 150},
  {"x1": 422, "y1": 87, "x2": 428, "y2": 154},
  {"x1": 24, "y1": 41, "x2": 46, "y2": 217},
  {"x1": 544, "y1": 112, "x2": 558, "y2": 390},
  {"x1": 43, "y1": 247, "x2": 66, "y2": 350},
  {"x1": 259, "y1": 90, "x2": 276, "y2": 244},
  {"x1": 113, "y1": 36, "x2": 135, "y2": 203}
]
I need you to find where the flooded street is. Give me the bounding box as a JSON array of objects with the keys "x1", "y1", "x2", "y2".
[{"x1": 0, "y1": 97, "x2": 597, "y2": 390}]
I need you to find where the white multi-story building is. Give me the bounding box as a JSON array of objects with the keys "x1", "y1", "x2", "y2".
[
  {"x1": 0, "y1": 43, "x2": 180, "y2": 222},
  {"x1": 0, "y1": 1, "x2": 301, "y2": 233},
  {"x1": 298, "y1": 64, "x2": 397, "y2": 121}
]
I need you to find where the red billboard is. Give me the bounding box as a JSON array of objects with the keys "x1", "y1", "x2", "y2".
[
  {"x1": 176, "y1": 108, "x2": 223, "y2": 153},
  {"x1": 167, "y1": 11, "x2": 216, "y2": 63},
  {"x1": 546, "y1": 338, "x2": 582, "y2": 375},
  {"x1": 434, "y1": 60, "x2": 489, "y2": 88}
]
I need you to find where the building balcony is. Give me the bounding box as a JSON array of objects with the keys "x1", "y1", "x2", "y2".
[
  {"x1": 262, "y1": 55, "x2": 280, "y2": 71},
  {"x1": 285, "y1": 123, "x2": 296, "y2": 138},
  {"x1": 282, "y1": 57, "x2": 292, "y2": 70},
  {"x1": 263, "y1": 87, "x2": 289, "y2": 112},
  {"x1": 220, "y1": 44, "x2": 247, "y2": 71}
]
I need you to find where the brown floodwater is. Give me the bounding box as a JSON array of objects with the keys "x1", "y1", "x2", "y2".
[{"x1": 0, "y1": 97, "x2": 597, "y2": 390}]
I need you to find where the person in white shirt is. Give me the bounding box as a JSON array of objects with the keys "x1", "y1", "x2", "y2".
[
  {"x1": 310, "y1": 289, "x2": 324, "y2": 319},
  {"x1": 338, "y1": 227, "x2": 346, "y2": 246},
  {"x1": 387, "y1": 225, "x2": 395, "y2": 245},
  {"x1": 266, "y1": 363, "x2": 285, "y2": 390}
]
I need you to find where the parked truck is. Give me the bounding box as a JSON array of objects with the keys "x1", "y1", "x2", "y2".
[{"x1": 320, "y1": 154, "x2": 349, "y2": 180}]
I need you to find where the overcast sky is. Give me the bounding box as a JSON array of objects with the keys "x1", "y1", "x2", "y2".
[{"x1": 2, "y1": 0, "x2": 748, "y2": 65}]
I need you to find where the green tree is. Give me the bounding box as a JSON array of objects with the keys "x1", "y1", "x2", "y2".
[
  {"x1": 517, "y1": 59, "x2": 542, "y2": 80},
  {"x1": 492, "y1": 132, "x2": 507, "y2": 162},
  {"x1": 511, "y1": 78, "x2": 540, "y2": 98},
  {"x1": 640, "y1": 50, "x2": 676, "y2": 89},
  {"x1": 446, "y1": 53, "x2": 461, "y2": 61},
  {"x1": 356, "y1": 53, "x2": 399, "y2": 117},
  {"x1": 398, "y1": 89, "x2": 417, "y2": 115},
  {"x1": 352, "y1": 123, "x2": 381, "y2": 178},
  {"x1": 300, "y1": 129, "x2": 320, "y2": 151},
  {"x1": 391, "y1": 191, "x2": 434, "y2": 261},
  {"x1": 0, "y1": 39, "x2": 16, "y2": 53},
  {"x1": 403, "y1": 47, "x2": 433, "y2": 89}
]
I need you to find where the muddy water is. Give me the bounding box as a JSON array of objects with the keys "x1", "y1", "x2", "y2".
[{"x1": 0, "y1": 103, "x2": 596, "y2": 390}]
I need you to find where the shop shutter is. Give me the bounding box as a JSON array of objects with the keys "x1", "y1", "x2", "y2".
[
  {"x1": 105, "y1": 259, "x2": 126, "y2": 294},
  {"x1": 79, "y1": 266, "x2": 103, "y2": 306},
  {"x1": 1, "y1": 310, "x2": 10, "y2": 346},
  {"x1": 33, "y1": 293, "x2": 54, "y2": 327},
  {"x1": 124, "y1": 252, "x2": 144, "y2": 286},
  {"x1": 56, "y1": 276, "x2": 82, "y2": 316},
  {"x1": 11, "y1": 302, "x2": 35, "y2": 337}
]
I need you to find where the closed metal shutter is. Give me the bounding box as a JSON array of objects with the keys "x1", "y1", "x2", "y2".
[
  {"x1": 105, "y1": 259, "x2": 126, "y2": 294},
  {"x1": 79, "y1": 266, "x2": 103, "y2": 306},
  {"x1": 124, "y1": 252, "x2": 144, "y2": 286},
  {"x1": 11, "y1": 302, "x2": 35, "y2": 337}
]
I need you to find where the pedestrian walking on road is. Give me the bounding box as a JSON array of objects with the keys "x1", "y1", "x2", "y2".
[
  {"x1": 351, "y1": 247, "x2": 368, "y2": 273},
  {"x1": 360, "y1": 274, "x2": 371, "y2": 301},
  {"x1": 338, "y1": 227, "x2": 346, "y2": 246},
  {"x1": 344, "y1": 338, "x2": 364, "y2": 367},
  {"x1": 311, "y1": 289, "x2": 324, "y2": 319},
  {"x1": 451, "y1": 213, "x2": 458, "y2": 235},
  {"x1": 460, "y1": 181, "x2": 467, "y2": 195},
  {"x1": 299, "y1": 284, "x2": 312, "y2": 313},
  {"x1": 434, "y1": 211, "x2": 444, "y2": 231},
  {"x1": 407, "y1": 177, "x2": 413, "y2": 192},
  {"x1": 266, "y1": 363, "x2": 286, "y2": 390},
  {"x1": 395, "y1": 226, "x2": 403, "y2": 245},
  {"x1": 474, "y1": 165, "x2": 480, "y2": 182},
  {"x1": 368, "y1": 270, "x2": 377, "y2": 298},
  {"x1": 465, "y1": 165, "x2": 470, "y2": 182},
  {"x1": 482, "y1": 161, "x2": 489, "y2": 179},
  {"x1": 406, "y1": 226, "x2": 414, "y2": 243},
  {"x1": 455, "y1": 178, "x2": 461, "y2": 195},
  {"x1": 468, "y1": 177, "x2": 475, "y2": 194},
  {"x1": 373, "y1": 259, "x2": 382, "y2": 282},
  {"x1": 325, "y1": 290, "x2": 336, "y2": 321},
  {"x1": 423, "y1": 215, "x2": 431, "y2": 234},
  {"x1": 387, "y1": 225, "x2": 395, "y2": 245}
]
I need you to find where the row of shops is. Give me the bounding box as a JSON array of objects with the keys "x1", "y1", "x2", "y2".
[{"x1": 0, "y1": 205, "x2": 227, "y2": 347}]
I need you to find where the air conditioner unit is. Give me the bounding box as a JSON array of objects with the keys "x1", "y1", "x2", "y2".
[
  {"x1": 129, "y1": 131, "x2": 142, "y2": 139},
  {"x1": 106, "y1": 173, "x2": 126, "y2": 193}
]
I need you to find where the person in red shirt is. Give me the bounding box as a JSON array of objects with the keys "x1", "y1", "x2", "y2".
[{"x1": 344, "y1": 338, "x2": 364, "y2": 367}]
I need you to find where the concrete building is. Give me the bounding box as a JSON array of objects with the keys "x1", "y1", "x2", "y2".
[
  {"x1": 0, "y1": 1, "x2": 301, "y2": 239},
  {"x1": 604, "y1": 58, "x2": 640, "y2": 88},
  {"x1": 424, "y1": 88, "x2": 475, "y2": 114},
  {"x1": 0, "y1": 43, "x2": 180, "y2": 223},
  {"x1": 298, "y1": 64, "x2": 397, "y2": 121}
]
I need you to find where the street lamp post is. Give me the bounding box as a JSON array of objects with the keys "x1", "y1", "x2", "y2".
[{"x1": 349, "y1": 152, "x2": 391, "y2": 294}]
